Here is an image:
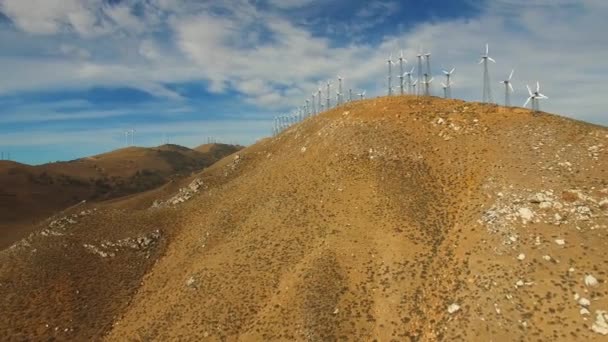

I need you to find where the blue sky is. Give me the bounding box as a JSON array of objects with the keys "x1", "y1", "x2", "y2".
[{"x1": 0, "y1": 0, "x2": 606, "y2": 165}]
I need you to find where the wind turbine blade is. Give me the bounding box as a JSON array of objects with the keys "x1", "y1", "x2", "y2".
[
  {"x1": 441, "y1": 82, "x2": 446, "y2": 87},
  {"x1": 478, "y1": 59, "x2": 484, "y2": 64},
  {"x1": 485, "y1": 43, "x2": 489, "y2": 55},
  {"x1": 536, "y1": 81, "x2": 540, "y2": 92},
  {"x1": 526, "y1": 85, "x2": 532, "y2": 96},
  {"x1": 509, "y1": 69, "x2": 514, "y2": 80},
  {"x1": 488, "y1": 57, "x2": 496, "y2": 63},
  {"x1": 443, "y1": 70, "x2": 448, "y2": 75},
  {"x1": 450, "y1": 68, "x2": 455, "y2": 74},
  {"x1": 523, "y1": 97, "x2": 531, "y2": 107},
  {"x1": 429, "y1": 77, "x2": 434, "y2": 83},
  {"x1": 509, "y1": 83, "x2": 514, "y2": 92},
  {"x1": 537, "y1": 93, "x2": 548, "y2": 99},
  {"x1": 410, "y1": 66, "x2": 415, "y2": 73}
]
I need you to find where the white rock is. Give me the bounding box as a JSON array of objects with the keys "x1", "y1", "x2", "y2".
[
  {"x1": 518, "y1": 208, "x2": 534, "y2": 221},
  {"x1": 186, "y1": 277, "x2": 196, "y2": 288},
  {"x1": 581, "y1": 308, "x2": 591, "y2": 315},
  {"x1": 569, "y1": 267, "x2": 576, "y2": 273},
  {"x1": 542, "y1": 255, "x2": 551, "y2": 261},
  {"x1": 592, "y1": 311, "x2": 608, "y2": 335},
  {"x1": 301, "y1": 147, "x2": 307, "y2": 153},
  {"x1": 516, "y1": 280, "x2": 524, "y2": 287},
  {"x1": 447, "y1": 303, "x2": 460, "y2": 314},
  {"x1": 585, "y1": 274, "x2": 599, "y2": 287},
  {"x1": 574, "y1": 293, "x2": 580, "y2": 301},
  {"x1": 539, "y1": 201, "x2": 552, "y2": 209},
  {"x1": 554, "y1": 213, "x2": 562, "y2": 221},
  {"x1": 578, "y1": 297, "x2": 591, "y2": 307},
  {"x1": 509, "y1": 236, "x2": 518, "y2": 243},
  {"x1": 555, "y1": 239, "x2": 565, "y2": 246},
  {"x1": 517, "y1": 253, "x2": 526, "y2": 261}
]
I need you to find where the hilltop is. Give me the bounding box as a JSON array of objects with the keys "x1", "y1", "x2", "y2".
[
  {"x1": 1, "y1": 96, "x2": 607, "y2": 341},
  {"x1": 0, "y1": 143, "x2": 241, "y2": 250}
]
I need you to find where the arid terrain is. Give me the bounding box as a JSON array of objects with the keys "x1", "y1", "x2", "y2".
[
  {"x1": 0, "y1": 143, "x2": 241, "y2": 250},
  {"x1": 1, "y1": 96, "x2": 607, "y2": 341}
]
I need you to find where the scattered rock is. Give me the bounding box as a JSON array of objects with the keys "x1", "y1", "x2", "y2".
[
  {"x1": 578, "y1": 297, "x2": 591, "y2": 307},
  {"x1": 186, "y1": 277, "x2": 197, "y2": 288},
  {"x1": 592, "y1": 310, "x2": 608, "y2": 335},
  {"x1": 518, "y1": 208, "x2": 534, "y2": 222},
  {"x1": 447, "y1": 303, "x2": 460, "y2": 314},
  {"x1": 585, "y1": 274, "x2": 599, "y2": 287},
  {"x1": 555, "y1": 239, "x2": 565, "y2": 246},
  {"x1": 517, "y1": 253, "x2": 526, "y2": 261}
]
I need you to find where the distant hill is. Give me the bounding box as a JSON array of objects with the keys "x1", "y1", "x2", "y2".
[{"x1": 0, "y1": 143, "x2": 242, "y2": 249}]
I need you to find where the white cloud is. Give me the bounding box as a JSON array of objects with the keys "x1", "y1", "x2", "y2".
[{"x1": 0, "y1": 0, "x2": 606, "y2": 126}]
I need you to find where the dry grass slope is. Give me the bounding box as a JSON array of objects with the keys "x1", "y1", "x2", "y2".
[{"x1": 1, "y1": 96, "x2": 607, "y2": 341}]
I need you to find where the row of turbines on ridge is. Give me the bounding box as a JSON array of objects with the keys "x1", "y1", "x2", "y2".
[{"x1": 273, "y1": 43, "x2": 548, "y2": 136}]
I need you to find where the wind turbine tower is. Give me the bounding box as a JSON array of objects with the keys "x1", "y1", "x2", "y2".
[
  {"x1": 357, "y1": 90, "x2": 366, "y2": 100},
  {"x1": 317, "y1": 88, "x2": 322, "y2": 113},
  {"x1": 337, "y1": 75, "x2": 343, "y2": 105},
  {"x1": 442, "y1": 68, "x2": 455, "y2": 98},
  {"x1": 311, "y1": 93, "x2": 316, "y2": 115},
  {"x1": 404, "y1": 67, "x2": 414, "y2": 94},
  {"x1": 387, "y1": 54, "x2": 394, "y2": 96},
  {"x1": 349, "y1": 88, "x2": 353, "y2": 102},
  {"x1": 424, "y1": 50, "x2": 432, "y2": 95},
  {"x1": 416, "y1": 47, "x2": 424, "y2": 96},
  {"x1": 479, "y1": 43, "x2": 496, "y2": 103},
  {"x1": 398, "y1": 50, "x2": 407, "y2": 95},
  {"x1": 411, "y1": 79, "x2": 418, "y2": 95},
  {"x1": 501, "y1": 69, "x2": 515, "y2": 106},
  {"x1": 423, "y1": 74, "x2": 433, "y2": 96},
  {"x1": 326, "y1": 81, "x2": 332, "y2": 110}
]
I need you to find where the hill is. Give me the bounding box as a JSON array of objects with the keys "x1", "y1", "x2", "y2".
[
  {"x1": 1, "y1": 96, "x2": 607, "y2": 341},
  {"x1": 0, "y1": 143, "x2": 242, "y2": 250}
]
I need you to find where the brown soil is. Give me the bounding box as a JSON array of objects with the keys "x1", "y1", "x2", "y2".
[{"x1": 1, "y1": 96, "x2": 607, "y2": 341}]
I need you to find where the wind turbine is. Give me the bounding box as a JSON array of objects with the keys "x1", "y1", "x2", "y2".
[
  {"x1": 423, "y1": 74, "x2": 434, "y2": 96},
  {"x1": 349, "y1": 88, "x2": 353, "y2": 102},
  {"x1": 411, "y1": 79, "x2": 418, "y2": 95},
  {"x1": 479, "y1": 43, "x2": 496, "y2": 103},
  {"x1": 387, "y1": 54, "x2": 395, "y2": 96},
  {"x1": 305, "y1": 99, "x2": 310, "y2": 117},
  {"x1": 317, "y1": 87, "x2": 323, "y2": 113},
  {"x1": 326, "y1": 80, "x2": 332, "y2": 110},
  {"x1": 500, "y1": 69, "x2": 515, "y2": 106},
  {"x1": 130, "y1": 128, "x2": 136, "y2": 146},
  {"x1": 357, "y1": 90, "x2": 366, "y2": 100},
  {"x1": 124, "y1": 130, "x2": 130, "y2": 147},
  {"x1": 311, "y1": 93, "x2": 316, "y2": 115},
  {"x1": 337, "y1": 75, "x2": 343, "y2": 105},
  {"x1": 523, "y1": 81, "x2": 548, "y2": 112},
  {"x1": 398, "y1": 50, "x2": 407, "y2": 95},
  {"x1": 424, "y1": 50, "x2": 432, "y2": 94},
  {"x1": 416, "y1": 47, "x2": 424, "y2": 96},
  {"x1": 442, "y1": 68, "x2": 455, "y2": 98},
  {"x1": 404, "y1": 67, "x2": 415, "y2": 94}
]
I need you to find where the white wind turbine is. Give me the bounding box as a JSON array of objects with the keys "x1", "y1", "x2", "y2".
[
  {"x1": 500, "y1": 69, "x2": 515, "y2": 106},
  {"x1": 424, "y1": 50, "x2": 432, "y2": 95},
  {"x1": 404, "y1": 67, "x2": 415, "y2": 94},
  {"x1": 305, "y1": 99, "x2": 310, "y2": 117},
  {"x1": 130, "y1": 128, "x2": 136, "y2": 146},
  {"x1": 357, "y1": 90, "x2": 366, "y2": 100},
  {"x1": 479, "y1": 43, "x2": 496, "y2": 103},
  {"x1": 387, "y1": 54, "x2": 395, "y2": 96},
  {"x1": 124, "y1": 130, "x2": 130, "y2": 147},
  {"x1": 317, "y1": 87, "x2": 323, "y2": 113},
  {"x1": 337, "y1": 75, "x2": 343, "y2": 105},
  {"x1": 411, "y1": 78, "x2": 418, "y2": 95},
  {"x1": 523, "y1": 81, "x2": 548, "y2": 112},
  {"x1": 311, "y1": 93, "x2": 316, "y2": 115},
  {"x1": 423, "y1": 74, "x2": 434, "y2": 96},
  {"x1": 349, "y1": 88, "x2": 353, "y2": 102},
  {"x1": 442, "y1": 67, "x2": 455, "y2": 98},
  {"x1": 398, "y1": 50, "x2": 407, "y2": 95},
  {"x1": 416, "y1": 47, "x2": 424, "y2": 96},
  {"x1": 326, "y1": 80, "x2": 332, "y2": 110}
]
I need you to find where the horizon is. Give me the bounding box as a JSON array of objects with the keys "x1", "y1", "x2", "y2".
[{"x1": 0, "y1": 0, "x2": 606, "y2": 165}]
